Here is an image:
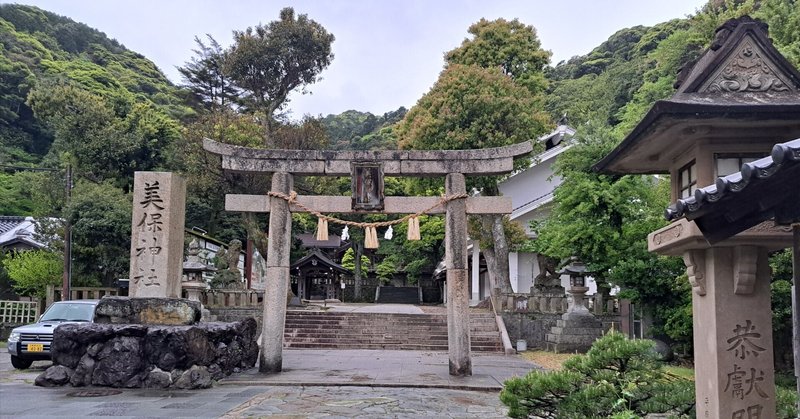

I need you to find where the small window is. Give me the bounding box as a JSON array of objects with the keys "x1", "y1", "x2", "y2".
[
  {"x1": 715, "y1": 154, "x2": 763, "y2": 178},
  {"x1": 678, "y1": 161, "x2": 697, "y2": 199}
]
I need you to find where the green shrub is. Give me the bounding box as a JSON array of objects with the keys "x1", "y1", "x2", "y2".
[{"x1": 500, "y1": 332, "x2": 695, "y2": 418}]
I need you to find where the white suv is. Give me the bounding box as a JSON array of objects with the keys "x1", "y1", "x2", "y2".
[{"x1": 6, "y1": 300, "x2": 98, "y2": 369}]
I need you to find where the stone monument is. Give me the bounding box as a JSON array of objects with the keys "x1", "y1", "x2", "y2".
[{"x1": 129, "y1": 172, "x2": 186, "y2": 298}]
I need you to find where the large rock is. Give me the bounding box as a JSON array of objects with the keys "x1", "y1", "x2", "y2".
[
  {"x1": 35, "y1": 319, "x2": 257, "y2": 389},
  {"x1": 94, "y1": 297, "x2": 201, "y2": 325},
  {"x1": 34, "y1": 365, "x2": 72, "y2": 387},
  {"x1": 173, "y1": 365, "x2": 212, "y2": 389}
]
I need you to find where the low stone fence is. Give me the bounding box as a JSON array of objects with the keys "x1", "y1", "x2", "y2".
[
  {"x1": 199, "y1": 289, "x2": 263, "y2": 308},
  {"x1": 497, "y1": 292, "x2": 620, "y2": 316},
  {"x1": 497, "y1": 292, "x2": 627, "y2": 350},
  {"x1": 45, "y1": 285, "x2": 120, "y2": 308}
]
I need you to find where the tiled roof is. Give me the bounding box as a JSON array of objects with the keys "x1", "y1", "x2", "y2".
[
  {"x1": 0, "y1": 216, "x2": 26, "y2": 235},
  {"x1": 665, "y1": 138, "x2": 800, "y2": 243}
]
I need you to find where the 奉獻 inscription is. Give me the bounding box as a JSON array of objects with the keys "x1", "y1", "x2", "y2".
[{"x1": 726, "y1": 320, "x2": 766, "y2": 360}]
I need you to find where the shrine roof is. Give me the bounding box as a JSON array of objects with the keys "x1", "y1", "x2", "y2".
[
  {"x1": 291, "y1": 249, "x2": 351, "y2": 274},
  {"x1": 296, "y1": 233, "x2": 342, "y2": 248},
  {"x1": 664, "y1": 138, "x2": 800, "y2": 243},
  {"x1": 594, "y1": 16, "x2": 800, "y2": 175}
]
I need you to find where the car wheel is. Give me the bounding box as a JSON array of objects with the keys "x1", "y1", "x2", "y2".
[{"x1": 10, "y1": 355, "x2": 33, "y2": 370}]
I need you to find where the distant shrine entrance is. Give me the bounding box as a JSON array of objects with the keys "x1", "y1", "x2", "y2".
[{"x1": 204, "y1": 138, "x2": 531, "y2": 376}]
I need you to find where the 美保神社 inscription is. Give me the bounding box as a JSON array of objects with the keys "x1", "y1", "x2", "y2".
[{"x1": 129, "y1": 172, "x2": 186, "y2": 298}]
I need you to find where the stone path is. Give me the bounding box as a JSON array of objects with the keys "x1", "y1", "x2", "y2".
[
  {"x1": 0, "y1": 349, "x2": 538, "y2": 418},
  {"x1": 220, "y1": 386, "x2": 506, "y2": 418}
]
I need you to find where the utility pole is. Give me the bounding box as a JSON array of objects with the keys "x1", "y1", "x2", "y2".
[{"x1": 62, "y1": 164, "x2": 72, "y2": 301}]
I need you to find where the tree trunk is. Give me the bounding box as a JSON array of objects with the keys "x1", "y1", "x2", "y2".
[
  {"x1": 480, "y1": 215, "x2": 513, "y2": 295},
  {"x1": 353, "y1": 242, "x2": 363, "y2": 300},
  {"x1": 243, "y1": 212, "x2": 295, "y2": 303}
]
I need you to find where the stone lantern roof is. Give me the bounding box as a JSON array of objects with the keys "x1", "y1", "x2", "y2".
[{"x1": 594, "y1": 16, "x2": 800, "y2": 175}]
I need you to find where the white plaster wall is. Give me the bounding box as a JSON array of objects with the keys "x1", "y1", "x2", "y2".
[
  {"x1": 509, "y1": 252, "x2": 518, "y2": 292},
  {"x1": 517, "y1": 252, "x2": 534, "y2": 292}
]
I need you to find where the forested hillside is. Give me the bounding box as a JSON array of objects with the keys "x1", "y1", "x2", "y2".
[
  {"x1": 0, "y1": 5, "x2": 192, "y2": 167},
  {"x1": 320, "y1": 107, "x2": 407, "y2": 150}
]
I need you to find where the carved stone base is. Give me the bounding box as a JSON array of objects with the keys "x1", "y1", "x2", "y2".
[{"x1": 544, "y1": 311, "x2": 603, "y2": 353}]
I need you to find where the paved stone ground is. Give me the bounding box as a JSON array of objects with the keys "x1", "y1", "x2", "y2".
[{"x1": 0, "y1": 349, "x2": 537, "y2": 418}]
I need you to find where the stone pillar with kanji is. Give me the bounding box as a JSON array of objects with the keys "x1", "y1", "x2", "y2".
[
  {"x1": 683, "y1": 244, "x2": 775, "y2": 417},
  {"x1": 129, "y1": 172, "x2": 186, "y2": 298}
]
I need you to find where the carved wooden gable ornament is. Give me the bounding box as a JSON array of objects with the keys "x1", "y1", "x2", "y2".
[{"x1": 676, "y1": 16, "x2": 800, "y2": 94}]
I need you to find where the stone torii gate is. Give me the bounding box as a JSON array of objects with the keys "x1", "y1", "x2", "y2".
[{"x1": 203, "y1": 138, "x2": 532, "y2": 376}]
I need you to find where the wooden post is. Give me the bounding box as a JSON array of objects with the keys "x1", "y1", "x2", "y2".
[
  {"x1": 259, "y1": 172, "x2": 293, "y2": 373},
  {"x1": 792, "y1": 225, "x2": 799, "y2": 412}
]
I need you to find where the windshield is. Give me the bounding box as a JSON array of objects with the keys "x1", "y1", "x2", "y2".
[{"x1": 40, "y1": 302, "x2": 95, "y2": 322}]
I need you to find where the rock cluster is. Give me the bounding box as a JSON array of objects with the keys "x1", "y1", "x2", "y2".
[
  {"x1": 94, "y1": 296, "x2": 202, "y2": 325},
  {"x1": 35, "y1": 318, "x2": 258, "y2": 389}
]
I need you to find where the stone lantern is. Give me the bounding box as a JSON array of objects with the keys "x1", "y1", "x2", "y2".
[
  {"x1": 182, "y1": 238, "x2": 215, "y2": 305},
  {"x1": 545, "y1": 257, "x2": 602, "y2": 353},
  {"x1": 560, "y1": 257, "x2": 589, "y2": 315},
  {"x1": 593, "y1": 16, "x2": 800, "y2": 418}
]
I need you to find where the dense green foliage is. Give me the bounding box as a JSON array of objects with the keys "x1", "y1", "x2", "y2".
[
  {"x1": 0, "y1": 4, "x2": 192, "y2": 166},
  {"x1": 2, "y1": 249, "x2": 62, "y2": 298},
  {"x1": 535, "y1": 0, "x2": 800, "y2": 353},
  {"x1": 501, "y1": 332, "x2": 696, "y2": 418}
]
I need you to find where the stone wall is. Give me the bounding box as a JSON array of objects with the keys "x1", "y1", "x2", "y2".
[
  {"x1": 501, "y1": 312, "x2": 561, "y2": 349},
  {"x1": 502, "y1": 312, "x2": 625, "y2": 349},
  {"x1": 35, "y1": 319, "x2": 258, "y2": 389}
]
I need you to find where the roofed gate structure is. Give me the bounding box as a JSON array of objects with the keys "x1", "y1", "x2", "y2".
[
  {"x1": 595, "y1": 17, "x2": 800, "y2": 418},
  {"x1": 204, "y1": 138, "x2": 532, "y2": 376}
]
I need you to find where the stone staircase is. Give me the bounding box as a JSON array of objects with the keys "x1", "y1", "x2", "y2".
[
  {"x1": 283, "y1": 310, "x2": 503, "y2": 352},
  {"x1": 374, "y1": 286, "x2": 420, "y2": 304}
]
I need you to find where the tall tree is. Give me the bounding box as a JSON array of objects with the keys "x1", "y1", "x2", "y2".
[
  {"x1": 397, "y1": 17, "x2": 552, "y2": 294},
  {"x1": 177, "y1": 35, "x2": 238, "y2": 111},
  {"x1": 533, "y1": 121, "x2": 686, "y2": 343},
  {"x1": 225, "y1": 7, "x2": 334, "y2": 141},
  {"x1": 396, "y1": 63, "x2": 550, "y2": 294},
  {"x1": 446, "y1": 18, "x2": 551, "y2": 94}
]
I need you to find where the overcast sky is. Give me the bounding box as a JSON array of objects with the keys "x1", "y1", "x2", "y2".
[{"x1": 14, "y1": 0, "x2": 707, "y2": 118}]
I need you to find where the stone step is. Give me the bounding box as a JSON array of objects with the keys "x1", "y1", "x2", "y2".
[
  {"x1": 284, "y1": 331, "x2": 501, "y2": 341},
  {"x1": 284, "y1": 324, "x2": 496, "y2": 331},
  {"x1": 545, "y1": 333, "x2": 603, "y2": 345},
  {"x1": 284, "y1": 342, "x2": 503, "y2": 352},
  {"x1": 281, "y1": 309, "x2": 503, "y2": 352}
]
